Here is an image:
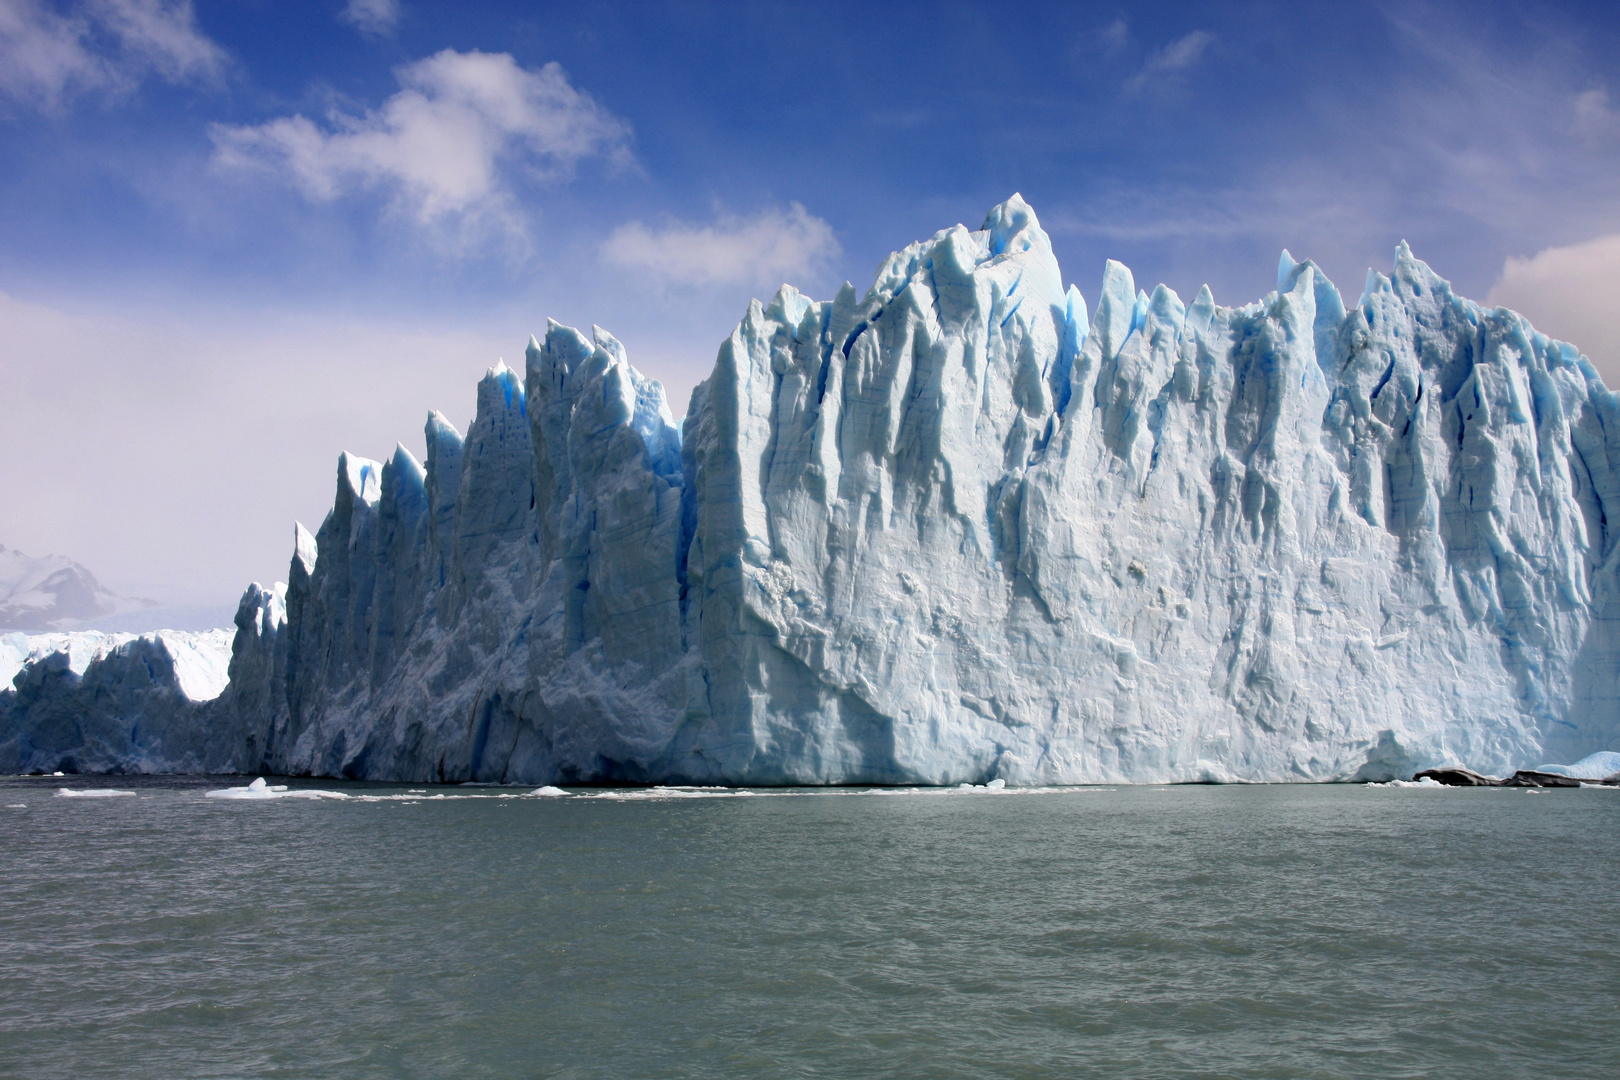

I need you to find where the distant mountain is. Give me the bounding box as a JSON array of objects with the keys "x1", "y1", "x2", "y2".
[{"x1": 0, "y1": 544, "x2": 157, "y2": 632}]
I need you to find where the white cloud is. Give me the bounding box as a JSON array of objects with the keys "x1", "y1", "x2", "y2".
[
  {"x1": 1487, "y1": 233, "x2": 1620, "y2": 386},
  {"x1": 0, "y1": 0, "x2": 225, "y2": 107},
  {"x1": 1124, "y1": 29, "x2": 1214, "y2": 95},
  {"x1": 98, "y1": 0, "x2": 223, "y2": 79},
  {"x1": 210, "y1": 49, "x2": 631, "y2": 233},
  {"x1": 339, "y1": 0, "x2": 399, "y2": 37},
  {"x1": 601, "y1": 203, "x2": 840, "y2": 291}
]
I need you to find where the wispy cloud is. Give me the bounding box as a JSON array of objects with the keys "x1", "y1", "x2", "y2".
[
  {"x1": 1572, "y1": 86, "x2": 1620, "y2": 144},
  {"x1": 1041, "y1": 7, "x2": 1620, "y2": 311},
  {"x1": 209, "y1": 49, "x2": 631, "y2": 243},
  {"x1": 1102, "y1": 18, "x2": 1129, "y2": 53},
  {"x1": 339, "y1": 0, "x2": 399, "y2": 38},
  {"x1": 601, "y1": 203, "x2": 840, "y2": 292},
  {"x1": 0, "y1": 0, "x2": 225, "y2": 108},
  {"x1": 1124, "y1": 29, "x2": 1214, "y2": 96}
]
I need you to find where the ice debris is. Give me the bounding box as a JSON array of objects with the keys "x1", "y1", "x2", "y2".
[
  {"x1": 205, "y1": 777, "x2": 344, "y2": 800},
  {"x1": 5, "y1": 195, "x2": 1620, "y2": 786}
]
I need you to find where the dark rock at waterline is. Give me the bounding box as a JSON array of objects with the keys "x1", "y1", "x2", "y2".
[
  {"x1": 1412, "y1": 767, "x2": 1498, "y2": 786},
  {"x1": 1500, "y1": 770, "x2": 1584, "y2": 787},
  {"x1": 1413, "y1": 767, "x2": 1620, "y2": 787}
]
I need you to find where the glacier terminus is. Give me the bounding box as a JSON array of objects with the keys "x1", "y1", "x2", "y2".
[{"x1": 5, "y1": 196, "x2": 1618, "y2": 784}]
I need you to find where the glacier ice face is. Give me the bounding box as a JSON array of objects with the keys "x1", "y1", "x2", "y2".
[
  {"x1": 1, "y1": 629, "x2": 232, "y2": 701},
  {"x1": 0, "y1": 628, "x2": 237, "y2": 773},
  {"x1": 1533, "y1": 750, "x2": 1620, "y2": 780},
  {"x1": 6, "y1": 195, "x2": 1620, "y2": 783}
]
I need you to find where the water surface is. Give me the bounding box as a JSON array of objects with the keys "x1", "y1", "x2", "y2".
[{"x1": 1, "y1": 777, "x2": 1615, "y2": 1078}]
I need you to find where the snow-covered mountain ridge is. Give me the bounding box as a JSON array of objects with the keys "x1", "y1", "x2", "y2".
[
  {"x1": 5, "y1": 196, "x2": 1618, "y2": 782},
  {"x1": 0, "y1": 545, "x2": 157, "y2": 632}
]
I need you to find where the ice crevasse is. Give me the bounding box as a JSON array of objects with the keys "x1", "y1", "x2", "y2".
[{"x1": 5, "y1": 195, "x2": 1619, "y2": 784}]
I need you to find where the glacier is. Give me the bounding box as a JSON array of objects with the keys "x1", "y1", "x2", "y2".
[
  {"x1": 1, "y1": 628, "x2": 238, "y2": 774},
  {"x1": 5, "y1": 195, "x2": 1619, "y2": 784}
]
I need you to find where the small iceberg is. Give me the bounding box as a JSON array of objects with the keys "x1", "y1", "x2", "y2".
[
  {"x1": 55, "y1": 787, "x2": 136, "y2": 798},
  {"x1": 205, "y1": 777, "x2": 347, "y2": 800},
  {"x1": 527, "y1": 786, "x2": 567, "y2": 796}
]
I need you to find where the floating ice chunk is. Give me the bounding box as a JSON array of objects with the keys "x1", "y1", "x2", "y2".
[
  {"x1": 56, "y1": 787, "x2": 135, "y2": 797},
  {"x1": 1366, "y1": 777, "x2": 1445, "y2": 788},
  {"x1": 206, "y1": 777, "x2": 276, "y2": 798},
  {"x1": 527, "y1": 785, "x2": 566, "y2": 796},
  {"x1": 205, "y1": 777, "x2": 344, "y2": 800},
  {"x1": 577, "y1": 786, "x2": 753, "y2": 800}
]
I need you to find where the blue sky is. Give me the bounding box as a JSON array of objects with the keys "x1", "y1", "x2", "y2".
[{"x1": 4, "y1": 0, "x2": 1620, "y2": 620}]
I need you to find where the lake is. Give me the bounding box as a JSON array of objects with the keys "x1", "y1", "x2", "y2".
[{"x1": 1, "y1": 777, "x2": 1615, "y2": 1078}]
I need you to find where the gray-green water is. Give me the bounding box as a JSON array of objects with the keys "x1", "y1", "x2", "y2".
[{"x1": 0, "y1": 777, "x2": 1615, "y2": 1079}]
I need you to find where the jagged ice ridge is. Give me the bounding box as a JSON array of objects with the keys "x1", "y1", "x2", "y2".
[{"x1": 5, "y1": 196, "x2": 1619, "y2": 784}]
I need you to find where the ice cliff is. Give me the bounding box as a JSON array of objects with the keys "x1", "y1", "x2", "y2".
[
  {"x1": 0, "y1": 629, "x2": 238, "y2": 773},
  {"x1": 6, "y1": 196, "x2": 1619, "y2": 783}
]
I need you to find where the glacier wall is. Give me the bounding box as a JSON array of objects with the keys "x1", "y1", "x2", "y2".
[
  {"x1": 0, "y1": 628, "x2": 240, "y2": 773},
  {"x1": 6, "y1": 195, "x2": 1619, "y2": 783}
]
